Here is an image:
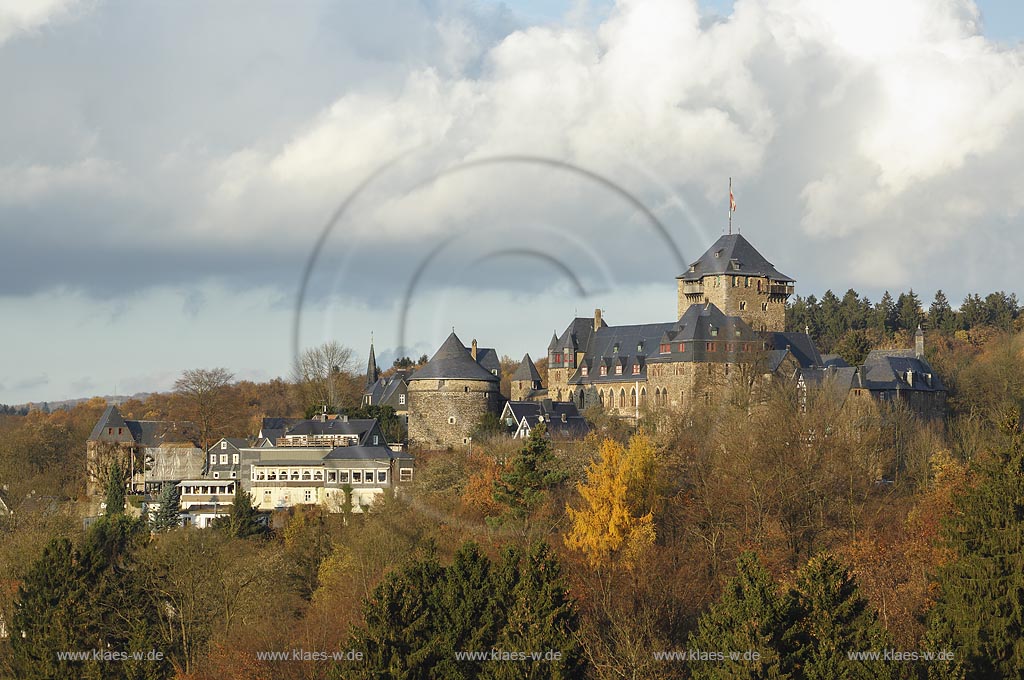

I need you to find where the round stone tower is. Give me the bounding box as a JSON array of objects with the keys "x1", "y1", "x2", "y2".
[{"x1": 408, "y1": 332, "x2": 502, "y2": 449}]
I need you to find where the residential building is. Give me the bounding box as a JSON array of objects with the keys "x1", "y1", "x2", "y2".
[{"x1": 501, "y1": 400, "x2": 591, "y2": 440}]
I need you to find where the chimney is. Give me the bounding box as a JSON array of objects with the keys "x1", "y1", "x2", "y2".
[
  {"x1": 471, "y1": 339, "x2": 478, "y2": 361},
  {"x1": 594, "y1": 308, "x2": 602, "y2": 331},
  {"x1": 915, "y1": 326, "x2": 924, "y2": 357}
]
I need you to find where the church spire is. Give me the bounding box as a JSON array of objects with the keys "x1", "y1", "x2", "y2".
[{"x1": 366, "y1": 335, "x2": 380, "y2": 386}]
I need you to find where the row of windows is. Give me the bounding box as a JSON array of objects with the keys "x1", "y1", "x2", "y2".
[
  {"x1": 210, "y1": 453, "x2": 240, "y2": 466},
  {"x1": 252, "y1": 467, "x2": 390, "y2": 484}
]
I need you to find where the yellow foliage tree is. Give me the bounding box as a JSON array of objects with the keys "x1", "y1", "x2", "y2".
[{"x1": 565, "y1": 435, "x2": 656, "y2": 568}]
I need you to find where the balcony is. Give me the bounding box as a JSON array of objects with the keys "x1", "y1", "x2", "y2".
[
  {"x1": 682, "y1": 282, "x2": 704, "y2": 295},
  {"x1": 768, "y1": 283, "x2": 794, "y2": 296}
]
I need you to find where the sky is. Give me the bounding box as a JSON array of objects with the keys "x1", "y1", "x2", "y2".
[{"x1": 1, "y1": 0, "x2": 1023, "y2": 405}]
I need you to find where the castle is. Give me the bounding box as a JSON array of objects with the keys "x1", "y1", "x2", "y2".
[{"x1": 401, "y1": 232, "x2": 946, "y2": 448}]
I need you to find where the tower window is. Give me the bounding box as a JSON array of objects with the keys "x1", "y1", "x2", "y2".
[
  {"x1": 762, "y1": 303, "x2": 768, "y2": 311},
  {"x1": 739, "y1": 301, "x2": 746, "y2": 311}
]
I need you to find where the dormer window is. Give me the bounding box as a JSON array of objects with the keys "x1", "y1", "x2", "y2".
[
  {"x1": 581, "y1": 365, "x2": 588, "y2": 377},
  {"x1": 710, "y1": 327, "x2": 719, "y2": 337},
  {"x1": 636, "y1": 342, "x2": 643, "y2": 352},
  {"x1": 735, "y1": 329, "x2": 742, "y2": 337},
  {"x1": 678, "y1": 342, "x2": 685, "y2": 352},
  {"x1": 613, "y1": 344, "x2": 619, "y2": 354},
  {"x1": 689, "y1": 265, "x2": 696, "y2": 272},
  {"x1": 715, "y1": 250, "x2": 722, "y2": 258},
  {"x1": 600, "y1": 366, "x2": 607, "y2": 376},
  {"x1": 632, "y1": 364, "x2": 641, "y2": 375},
  {"x1": 615, "y1": 364, "x2": 623, "y2": 375},
  {"x1": 660, "y1": 343, "x2": 670, "y2": 353}
]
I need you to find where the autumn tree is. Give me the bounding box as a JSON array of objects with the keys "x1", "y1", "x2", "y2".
[
  {"x1": 565, "y1": 435, "x2": 656, "y2": 569},
  {"x1": 293, "y1": 341, "x2": 360, "y2": 414},
  {"x1": 174, "y1": 367, "x2": 235, "y2": 450}
]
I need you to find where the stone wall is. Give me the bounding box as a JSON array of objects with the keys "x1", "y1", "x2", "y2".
[
  {"x1": 677, "y1": 274, "x2": 788, "y2": 331},
  {"x1": 408, "y1": 379, "x2": 503, "y2": 449}
]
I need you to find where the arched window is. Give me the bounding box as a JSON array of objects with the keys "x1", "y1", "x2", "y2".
[
  {"x1": 578, "y1": 389, "x2": 585, "y2": 409},
  {"x1": 640, "y1": 387, "x2": 647, "y2": 406},
  {"x1": 619, "y1": 389, "x2": 626, "y2": 408},
  {"x1": 631, "y1": 388, "x2": 637, "y2": 407},
  {"x1": 599, "y1": 390, "x2": 604, "y2": 407}
]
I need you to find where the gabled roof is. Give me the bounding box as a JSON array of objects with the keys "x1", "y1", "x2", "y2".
[
  {"x1": 763, "y1": 332, "x2": 823, "y2": 369},
  {"x1": 473, "y1": 347, "x2": 501, "y2": 375},
  {"x1": 799, "y1": 366, "x2": 859, "y2": 402},
  {"x1": 410, "y1": 332, "x2": 499, "y2": 382},
  {"x1": 89, "y1": 405, "x2": 128, "y2": 440},
  {"x1": 858, "y1": 350, "x2": 946, "y2": 392},
  {"x1": 512, "y1": 354, "x2": 542, "y2": 382},
  {"x1": 678, "y1": 233, "x2": 794, "y2": 282},
  {"x1": 555, "y1": 318, "x2": 603, "y2": 354},
  {"x1": 821, "y1": 354, "x2": 851, "y2": 368},
  {"x1": 207, "y1": 437, "x2": 249, "y2": 453}
]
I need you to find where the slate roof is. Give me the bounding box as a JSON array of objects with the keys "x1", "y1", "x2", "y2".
[
  {"x1": 207, "y1": 438, "x2": 249, "y2": 454},
  {"x1": 554, "y1": 318, "x2": 604, "y2": 354},
  {"x1": 323, "y1": 444, "x2": 414, "y2": 462},
  {"x1": 474, "y1": 347, "x2": 501, "y2": 375},
  {"x1": 286, "y1": 418, "x2": 381, "y2": 442},
  {"x1": 523, "y1": 414, "x2": 591, "y2": 439},
  {"x1": 566, "y1": 304, "x2": 761, "y2": 384},
  {"x1": 512, "y1": 354, "x2": 542, "y2": 382},
  {"x1": 366, "y1": 342, "x2": 380, "y2": 386},
  {"x1": 799, "y1": 366, "x2": 859, "y2": 402},
  {"x1": 678, "y1": 233, "x2": 794, "y2": 283},
  {"x1": 89, "y1": 405, "x2": 199, "y2": 447},
  {"x1": 410, "y1": 332, "x2": 500, "y2": 382},
  {"x1": 857, "y1": 350, "x2": 946, "y2": 392},
  {"x1": 763, "y1": 332, "x2": 823, "y2": 369},
  {"x1": 821, "y1": 354, "x2": 851, "y2": 368},
  {"x1": 503, "y1": 400, "x2": 581, "y2": 422}
]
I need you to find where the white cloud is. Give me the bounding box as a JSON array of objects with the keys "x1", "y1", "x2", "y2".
[{"x1": 0, "y1": 0, "x2": 81, "y2": 44}]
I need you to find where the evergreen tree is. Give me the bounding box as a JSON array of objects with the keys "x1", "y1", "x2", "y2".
[
  {"x1": 984, "y1": 291, "x2": 1019, "y2": 331},
  {"x1": 150, "y1": 483, "x2": 181, "y2": 532},
  {"x1": 489, "y1": 424, "x2": 566, "y2": 525},
  {"x1": 927, "y1": 428, "x2": 1024, "y2": 678},
  {"x1": 959, "y1": 293, "x2": 988, "y2": 329},
  {"x1": 687, "y1": 552, "x2": 801, "y2": 680},
  {"x1": 490, "y1": 542, "x2": 584, "y2": 679},
  {"x1": 928, "y1": 290, "x2": 957, "y2": 334},
  {"x1": 895, "y1": 290, "x2": 924, "y2": 333},
  {"x1": 793, "y1": 553, "x2": 894, "y2": 680},
  {"x1": 350, "y1": 548, "x2": 447, "y2": 679},
  {"x1": 214, "y1": 485, "x2": 267, "y2": 539},
  {"x1": 817, "y1": 290, "x2": 843, "y2": 352},
  {"x1": 833, "y1": 330, "x2": 872, "y2": 367},
  {"x1": 839, "y1": 289, "x2": 869, "y2": 331},
  {"x1": 105, "y1": 462, "x2": 126, "y2": 516},
  {"x1": 872, "y1": 292, "x2": 897, "y2": 335},
  {"x1": 10, "y1": 538, "x2": 89, "y2": 679}
]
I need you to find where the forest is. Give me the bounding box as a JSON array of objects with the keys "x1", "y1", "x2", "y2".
[{"x1": 1, "y1": 291, "x2": 1023, "y2": 679}]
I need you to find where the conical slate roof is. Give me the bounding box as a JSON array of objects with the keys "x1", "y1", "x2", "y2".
[
  {"x1": 678, "y1": 233, "x2": 793, "y2": 282},
  {"x1": 410, "y1": 332, "x2": 499, "y2": 382},
  {"x1": 512, "y1": 353, "x2": 542, "y2": 382},
  {"x1": 366, "y1": 341, "x2": 380, "y2": 386}
]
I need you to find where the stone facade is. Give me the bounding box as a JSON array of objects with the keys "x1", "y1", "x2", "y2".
[
  {"x1": 408, "y1": 379, "x2": 503, "y2": 448},
  {"x1": 677, "y1": 273, "x2": 791, "y2": 332}
]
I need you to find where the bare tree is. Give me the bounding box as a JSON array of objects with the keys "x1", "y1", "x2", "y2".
[
  {"x1": 174, "y1": 367, "x2": 235, "y2": 451},
  {"x1": 293, "y1": 341, "x2": 360, "y2": 413}
]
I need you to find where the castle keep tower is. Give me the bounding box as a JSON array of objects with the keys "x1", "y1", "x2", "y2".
[
  {"x1": 676, "y1": 234, "x2": 794, "y2": 332},
  {"x1": 408, "y1": 332, "x2": 502, "y2": 449}
]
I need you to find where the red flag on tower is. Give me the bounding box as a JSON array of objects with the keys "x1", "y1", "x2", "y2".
[{"x1": 729, "y1": 182, "x2": 736, "y2": 212}]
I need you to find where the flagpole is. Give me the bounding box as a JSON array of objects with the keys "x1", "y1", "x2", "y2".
[{"x1": 728, "y1": 177, "x2": 733, "y2": 235}]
